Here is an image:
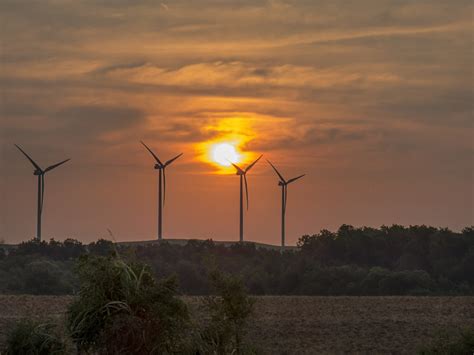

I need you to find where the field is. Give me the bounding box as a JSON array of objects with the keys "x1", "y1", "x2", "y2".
[{"x1": 0, "y1": 295, "x2": 472, "y2": 353}]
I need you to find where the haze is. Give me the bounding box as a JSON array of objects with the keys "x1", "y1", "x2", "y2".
[{"x1": 1, "y1": 0, "x2": 472, "y2": 244}]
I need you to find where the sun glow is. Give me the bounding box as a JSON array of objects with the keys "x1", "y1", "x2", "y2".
[
  {"x1": 195, "y1": 116, "x2": 269, "y2": 173},
  {"x1": 211, "y1": 143, "x2": 240, "y2": 166}
]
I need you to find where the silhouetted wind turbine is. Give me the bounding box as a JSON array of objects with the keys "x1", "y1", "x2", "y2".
[
  {"x1": 230, "y1": 155, "x2": 262, "y2": 242},
  {"x1": 14, "y1": 144, "x2": 70, "y2": 241},
  {"x1": 141, "y1": 141, "x2": 182, "y2": 240},
  {"x1": 267, "y1": 160, "x2": 304, "y2": 251}
]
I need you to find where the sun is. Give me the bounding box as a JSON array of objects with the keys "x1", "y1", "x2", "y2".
[{"x1": 211, "y1": 143, "x2": 240, "y2": 166}]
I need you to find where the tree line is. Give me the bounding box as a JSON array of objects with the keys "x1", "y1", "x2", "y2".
[{"x1": 1, "y1": 224, "x2": 472, "y2": 296}]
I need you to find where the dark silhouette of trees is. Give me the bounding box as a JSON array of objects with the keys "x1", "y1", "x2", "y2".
[{"x1": 0, "y1": 225, "x2": 473, "y2": 296}]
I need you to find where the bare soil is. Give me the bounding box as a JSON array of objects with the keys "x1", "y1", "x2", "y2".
[{"x1": 0, "y1": 295, "x2": 472, "y2": 354}]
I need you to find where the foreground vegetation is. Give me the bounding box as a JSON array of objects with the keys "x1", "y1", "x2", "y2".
[
  {"x1": 3, "y1": 255, "x2": 256, "y2": 354},
  {"x1": 418, "y1": 328, "x2": 474, "y2": 355},
  {"x1": 0, "y1": 225, "x2": 473, "y2": 296}
]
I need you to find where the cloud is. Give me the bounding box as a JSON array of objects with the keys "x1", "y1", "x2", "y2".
[
  {"x1": 96, "y1": 61, "x2": 407, "y2": 94},
  {"x1": 56, "y1": 105, "x2": 146, "y2": 141}
]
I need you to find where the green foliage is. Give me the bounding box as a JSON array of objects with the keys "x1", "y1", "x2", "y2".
[
  {"x1": 22, "y1": 260, "x2": 74, "y2": 294},
  {"x1": 418, "y1": 328, "x2": 474, "y2": 354},
  {"x1": 67, "y1": 255, "x2": 190, "y2": 354},
  {"x1": 87, "y1": 239, "x2": 115, "y2": 256},
  {"x1": 0, "y1": 257, "x2": 75, "y2": 294},
  {"x1": 199, "y1": 269, "x2": 256, "y2": 354},
  {"x1": 1, "y1": 225, "x2": 473, "y2": 296},
  {"x1": 378, "y1": 270, "x2": 434, "y2": 295},
  {"x1": 3, "y1": 319, "x2": 68, "y2": 355}
]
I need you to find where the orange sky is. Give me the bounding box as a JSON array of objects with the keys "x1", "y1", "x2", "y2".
[{"x1": 1, "y1": 0, "x2": 473, "y2": 244}]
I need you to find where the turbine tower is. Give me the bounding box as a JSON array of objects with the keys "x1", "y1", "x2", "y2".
[
  {"x1": 267, "y1": 160, "x2": 304, "y2": 251},
  {"x1": 14, "y1": 144, "x2": 70, "y2": 241},
  {"x1": 141, "y1": 141, "x2": 182, "y2": 240},
  {"x1": 230, "y1": 155, "x2": 262, "y2": 242}
]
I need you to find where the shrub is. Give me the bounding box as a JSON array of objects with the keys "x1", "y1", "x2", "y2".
[
  {"x1": 22, "y1": 260, "x2": 73, "y2": 295},
  {"x1": 418, "y1": 328, "x2": 474, "y2": 354},
  {"x1": 67, "y1": 255, "x2": 190, "y2": 354},
  {"x1": 199, "y1": 269, "x2": 256, "y2": 354},
  {"x1": 3, "y1": 319, "x2": 68, "y2": 355},
  {"x1": 361, "y1": 267, "x2": 390, "y2": 294},
  {"x1": 379, "y1": 270, "x2": 434, "y2": 295}
]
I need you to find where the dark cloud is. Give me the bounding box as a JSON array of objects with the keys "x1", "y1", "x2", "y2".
[
  {"x1": 56, "y1": 105, "x2": 146, "y2": 140},
  {"x1": 142, "y1": 121, "x2": 215, "y2": 143}
]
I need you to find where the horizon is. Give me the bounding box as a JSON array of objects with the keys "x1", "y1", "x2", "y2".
[
  {"x1": 1, "y1": 1, "x2": 473, "y2": 244},
  {"x1": 1, "y1": 223, "x2": 472, "y2": 246}
]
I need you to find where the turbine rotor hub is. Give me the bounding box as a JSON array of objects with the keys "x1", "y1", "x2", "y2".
[
  {"x1": 34, "y1": 170, "x2": 42, "y2": 175},
  {"x1": 154, "y1": 164, "x2": 162, "y2": 170}
]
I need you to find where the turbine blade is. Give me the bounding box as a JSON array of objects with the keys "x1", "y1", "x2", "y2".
[
  {"x1": 14, "y1": 144, "x2": 42, "y2": 171},
  {"x1": 140, "y1": 141, "x2": 163, "y2": 166},
  {"x1": 287, "y1": 174, "x2": 305, "y2": 184},
  {"x1": 165, "y1": 153, "x2": 183, "y2": 167},
  {"x1": 231, "y1": 162, "x2": 244, "y2": 174},
  {"x1": 41, "y1": 175, "x2": 45, "y2": 216},
  {"x1": 245, "y1": 154, "x2": 263, "y2": 173},
  {"x1": 162, "y1": 168, "x2": 166, "y2": 208},
  {"x1": 244, "y1": 174, "x2": 249, "y2": 210},
  {"x1": 267, "y1": 159, "x2": 286, "y2": 183},
  {"x1": 44, "y1": 159, "x2": 70, "y2": 173}
]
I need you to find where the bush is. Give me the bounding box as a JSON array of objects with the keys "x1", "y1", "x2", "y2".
[
  {"x1": 379, "y1": 270, "x2": 434, "y2": 295},
  {"x1": 22, "y1": 260, "x2": 73, "y2": 295},
  {"x1": 3, "y1": 319, "x2": 68, "y2": 355},
  {"x1": 67, "y1": 255, "x2": 190, "y2": 354},
  {"x1": 199, "y1": 269, "x2": 256, "y2": 354},
  {"x1": 361, "y1": 267, "x2": 390, "y2": 294},
  {"x1": 418, "y1": 328, "x2": 474, "y2": 354}
]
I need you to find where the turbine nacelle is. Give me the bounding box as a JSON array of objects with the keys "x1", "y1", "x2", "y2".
[
  {"x1": 230, "y1": 154, "x2": 263, "y2": 213},
  {"x1": 267, "y1": 159, "x2": 305, "y2": 188},
  {"x1": 34, "y1": 169, "x2": 43, "y2": 176},
  {"x1": 154, "y1": 163, "x2": 163, "y2": 170}
]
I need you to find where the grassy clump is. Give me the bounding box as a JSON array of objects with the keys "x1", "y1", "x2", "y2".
[
  {"x1": 67, "y1": 254, "x2": 190, "y2": 354},
  {"x1": 418, "y1": 328, "x2": 474, "y2": 354},
  {"x1": 3, "y1": 319, "x2": 68, "y2": 355}
]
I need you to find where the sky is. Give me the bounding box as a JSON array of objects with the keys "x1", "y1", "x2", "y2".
[{"x1": 1, "y1": 0, "x2": 472, "y2": 244}]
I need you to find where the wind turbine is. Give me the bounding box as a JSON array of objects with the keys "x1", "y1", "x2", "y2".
[
  {"x1": 267, "y1": 160, "x2": 304, "y2": 251},
  {"x1": 14, "y1": 144, "x2": 70, "y2": 241},
  {"x1": 140, "y1": 141, "x2": 182, "y2": 240},
  {"x1": 230, "y1": 155, "x2": 263, "y2": 242}
]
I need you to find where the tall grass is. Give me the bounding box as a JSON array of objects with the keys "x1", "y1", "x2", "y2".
[
  {"x1": 67, "y1": 254, "x2": 190, "y2": 354},
  {"x1": 3, "y1": 319, "x2": 68, "y2": 355}
]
